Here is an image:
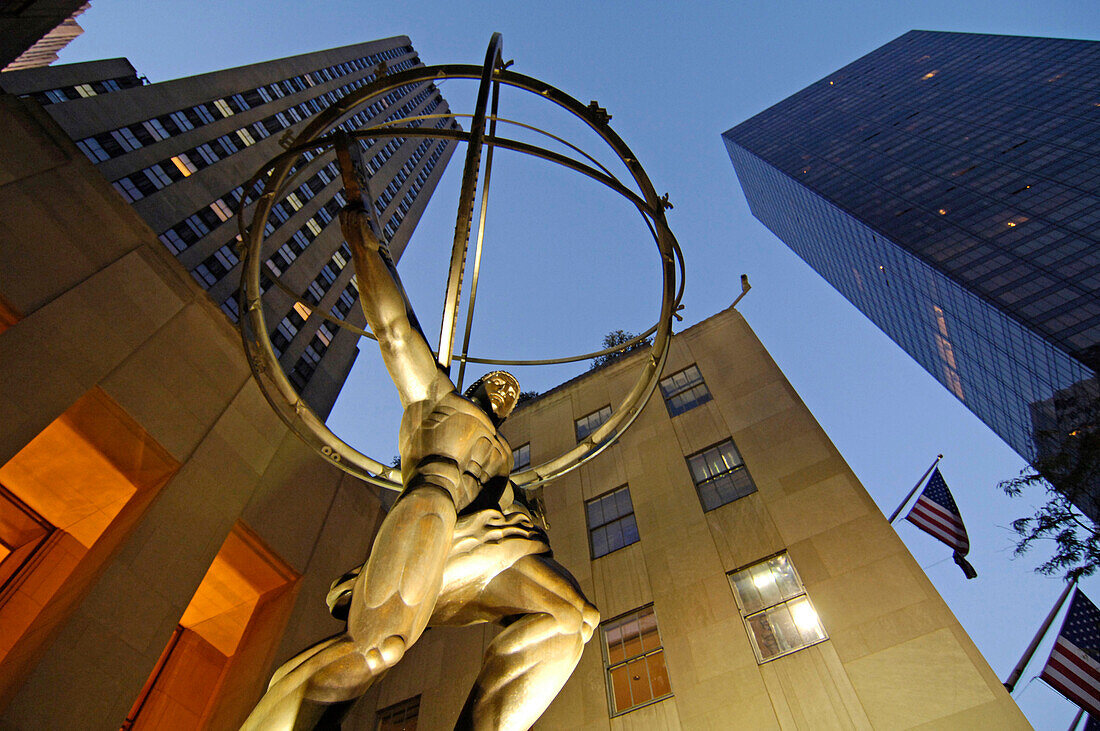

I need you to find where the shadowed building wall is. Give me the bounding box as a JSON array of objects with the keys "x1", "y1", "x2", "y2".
[{"x1": 0, "y1": 83, "x2": 388, "y2": 729}]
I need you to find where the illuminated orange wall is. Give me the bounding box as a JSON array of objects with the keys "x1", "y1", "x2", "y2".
[
  {"x1": 0, "y1": 388, "x2": 178, "y2": 707},
  {"x1": 127, "y1": 522, "x2": 300, "y2": 729}
]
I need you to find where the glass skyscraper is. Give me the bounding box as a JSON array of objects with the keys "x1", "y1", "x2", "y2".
[{"x1": 723, "y1": 30, "x2": 1099, "y2": 477}]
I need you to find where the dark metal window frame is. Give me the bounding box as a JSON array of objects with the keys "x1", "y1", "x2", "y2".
[
  {"x1": 727, "y1": 552, "x2": 828, "y2": 664},
  {"x1": 685, "y1": 438, "x2": 757, "y2": 512},
  {"x1": 375, "y1": 694, "x2": 420, "y2": 730},
  {"x1": 585, "y1": 485, "x2": 640, "y2": 559},
  {"x1": 575, "y1": 405, "x2": 612, "y2": 442},
  {"x1": 511, "y1": 442, "x2": 530, "y2": 470},
  {"x1": 659, "y1": 364, "x2": 712, "y2": 417},
  {"x1": 599, "y1": 604, "x2": 674, "y2": 717}
]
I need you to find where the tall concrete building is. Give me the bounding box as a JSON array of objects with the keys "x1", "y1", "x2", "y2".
[
  {"x1": 0, "y1": 33, "x2": 459, "y2": 728},
  {"x1": 723, "y1": 31, "x2": 1099, "y2": 483},
  {"x1": 0, "y1": 0, "x2": 88, "y2": 71},
  {"x1": 341, "y1": 306, "x2": 1026, "y2": 729},
  {"x1": 1, "y1": 36, "x2": 458, "y2": 417}
]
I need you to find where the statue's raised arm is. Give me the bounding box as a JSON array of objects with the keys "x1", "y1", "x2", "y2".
[{"x1": 338, "y1": 204, "x2": 451, "y2": 407}]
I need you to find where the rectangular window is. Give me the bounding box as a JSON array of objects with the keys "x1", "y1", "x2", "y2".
[
  {"x1": 575, "y1": 405, "x2": 611, "y2": 442},
  {"x1": 586, "y1": 486, "x2": 639, "y2": 559},
  {"x1": 686, "y1": 439, "x2": 756, "y2": 511},
  {"x1": 511, "y1": 443, "x2": 530, "y2": 470},
  {"x1": 659, "y1": 364, "x2": 712, "y2": 416},
  {"x1": 601, "y1": 606, "x2": 672, "y2": 716},
  {"x1": 728, "y1": 553, "x2": 827, "y2": 663},
  {"x1": 376, "y1": 695, "x2": 419, "y2": 730}
]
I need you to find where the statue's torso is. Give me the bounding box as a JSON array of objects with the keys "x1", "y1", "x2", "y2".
[{"x1": 399, "y1": 391, "x2": 512, "y2": 508}]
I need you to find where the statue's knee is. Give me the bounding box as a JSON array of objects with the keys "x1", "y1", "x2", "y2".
[
  {"x1": 581, "y1": 602, "x2": 600, "y2": 643},
  {"x1": 363, "y1": 635, "x2": 407, "y2": 675},
  {"x1": 553, "y1": 598, "x2": 599, "y2": 642}
]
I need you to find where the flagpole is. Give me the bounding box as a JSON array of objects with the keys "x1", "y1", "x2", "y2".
[
  {"x1": 1003, "y1": 575, "x2": 1079, "y2": 692},
  {"x1": 1068, "y1": 706, "x2": 1084, "y2": 731},
  {"x1": 888, "y1": 454, "x2": 943, "y2": 523}
]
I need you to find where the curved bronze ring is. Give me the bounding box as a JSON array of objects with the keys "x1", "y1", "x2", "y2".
[{"x1": 239, "y1": 51, "x2": 682, "y2": 492}]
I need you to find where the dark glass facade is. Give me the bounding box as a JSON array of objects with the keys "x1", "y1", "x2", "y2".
[{"x1": 723, "y1": 30, "x2": 1099, "y2": 472}]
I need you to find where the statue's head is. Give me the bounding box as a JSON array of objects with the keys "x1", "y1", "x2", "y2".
[{"x1": 465, "y1": 371, "x2": 520, "y2": 424}]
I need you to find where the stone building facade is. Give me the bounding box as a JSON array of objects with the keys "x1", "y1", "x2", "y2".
[{"x1": 349, "y1": 306, "x2": 1028, "y2": 729}]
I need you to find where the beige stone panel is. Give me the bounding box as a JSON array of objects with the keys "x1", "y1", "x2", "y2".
[
  {"x1": 242, "y1": 433, "x2": 369, "y2": 574},
  {"x1": 760, "y1": 643, "x2": 871, "y2": 730},
  {"x1": 0, "y1": 99, "x2": 156, "y2": 314},
  {"x1": 579, "y1": 443, "x2": 627, "y2": 501},
  {"x1": 99, "y1": 301, "x2": 251, "y2": 462},
  {"x1": 610, "y1": 697, "x2": 681, "y2": 731},
  {"x1": 668, "y1": 401, "x2": 730, "y2": 457},
  {"x1": 844, "y1": 628, "x2": 1001, "y2": 729},
  {"x1": 777, "y1": 454, "x2": 849, "y2": 497},
  {"x1": 827, "y1": 598, "x2": 953, "y2": 665},
  {"x1": 810, "y1": 555, "x2": 928, "y2": 636},
  {"x1": 651, "y1": 574, "x2": 737, "y2": 644},
  {"x1": 591, "y1": 543, "x2": 651, "y2": 621},
  {"x1": 720, "y1": 380, "x2": 799, "y2": 436},
  {"x1": 705, "y1": 493, "x2": 785, "y2": 572},
  {"x1": 0, "y1": 249, "x2": 187, "y2": 466},
  {"x1": 1, "y1": 612, "x2": 152, "y2": 729},
  {"x1": 808, "y1": 513, "x2": 905, "y2": 579},
  {"x1": 682, "y1": 614, "x2": 759, "y2": 685},
  {"x1": 508, "y1": 395, "x2": 575, "y2": 474},
  {"x1": 571, "y1": 371, "x2": 614, "y2": 427},
  {"x1": 674, "y1": 664, "x2": 780, "y2": 730},
  {"x1": 909, "y1": 697, "x2": 1030, "y2": 730},
  {"x1": 765, "y1": 474, "x2": 871, "y2": 546},
  {"x1": 271, "y1": 476, "x2": 380, "y2": 665}
]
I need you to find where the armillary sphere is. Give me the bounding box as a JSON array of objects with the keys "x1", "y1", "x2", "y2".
[{"x1": 238, "y1": 33, "x2": 684, "y2": 493}]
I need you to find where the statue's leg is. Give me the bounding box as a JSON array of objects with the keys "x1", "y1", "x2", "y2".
[
  {"x1": 242, "y1": 481, "x2": 459, "y2": 730},
  {"x1": 453, "y1": 554, "x2": 599, "y2": 731}
]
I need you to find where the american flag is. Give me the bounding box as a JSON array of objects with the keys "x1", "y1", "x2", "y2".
[
  {"x1": 905, "y1": 467, "x2": 969, "y2": 553},
  {"x1": 1041, "y1": 589, "x2": 1100, "y2": 717}
]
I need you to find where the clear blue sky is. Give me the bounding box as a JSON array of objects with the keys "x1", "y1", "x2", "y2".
[{"x1": 59, "y1": 2, "x2": 1100, "y2": 727}]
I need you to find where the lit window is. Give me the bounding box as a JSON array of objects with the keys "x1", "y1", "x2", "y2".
[
  {"x1": 74, "y1": 83, "x2": 96, "y2": 98},
  {"x1": 376, "y1": 695, "x2": 419, "y2": 730},
  {"x1": 293, "y1": 302, "x2": 312, "y2": 320},
  {"x1": 575, "y1": 405, "x2": 611, "y2": 442},
  {"x1": 170, "y1": 155, "x2": 196, "y2": 177},
  {"x1": 659, "y1": 365, "x2": 711, "y2": 417},
  {"x1": 511, "y1": 443, "x2": 530, "y2": 470},
  {"x1": 586, "y1": 486, "x2": 639, "y2": 559},
  {"x1": 686, "y1": 439, "x2": 756, "y2": 511},
  {"x1": 210, "y1": 199, "x2": 233, "y2": 222},
  {"x1": 728, "y1": 553, "x2": 826, "y2": 663},
  {"x1": 601, "y1": 606, "x2": 672, "y2": 715},
  {"x1": 213, "y1": 99, "x2": 234, "y2": 117},
  {"x1": 287, "y1": 193, "x2": 303, "y2": 211}
]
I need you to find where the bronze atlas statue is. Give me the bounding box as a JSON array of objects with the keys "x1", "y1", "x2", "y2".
[{"x1": 236, "y1": 34, "x2": 683, "y2": 730}]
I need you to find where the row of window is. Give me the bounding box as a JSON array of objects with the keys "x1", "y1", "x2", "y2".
[
  {"x1": 602, "y1": 552, "x2": 826, "y2": 715},
  {"x1": 31, "y1": 75, "x2": 143, "y2": 105},
  {"x1": 104, "y1": 67, "x2": 420, "y2": 205},
  {"x1": 73, "y1": 46, "x2": 412, "y2": 163},
  {"x1": 370, "y1": 549, "x2": 826, "y2": 722},
  {"x1": 581, "y1": 436, "x2": 753, "y2": 561}
]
